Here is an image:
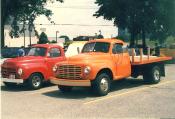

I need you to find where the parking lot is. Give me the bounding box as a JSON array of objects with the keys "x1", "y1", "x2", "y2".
[{"x1": 1, "y1": 64, "x2": 175, "y2": 119}]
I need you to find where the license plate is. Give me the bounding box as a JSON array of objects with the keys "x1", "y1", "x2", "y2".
[{"x1": 9, "y1": 74, "x2": 15, "y2": 79}]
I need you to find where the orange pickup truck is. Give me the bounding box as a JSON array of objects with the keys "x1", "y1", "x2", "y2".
[{"x1": 50, "y1": 39, "x2": 171, "y2": 96}]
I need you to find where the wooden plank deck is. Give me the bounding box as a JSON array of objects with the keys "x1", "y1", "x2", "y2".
[
  {"x1": 130, "y1": 48, "x2": 172, "y2": 65},
  {"x1": 131, "y1": 56, "x2": 172, "y2": 65}
]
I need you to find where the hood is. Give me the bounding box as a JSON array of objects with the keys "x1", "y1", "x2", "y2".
[
  {"x1": 64, "y1": 52, "x2": 111, "y2": 64},
  {"x1": 2, "y1": 56, "x2": 45, "y2": 67}
]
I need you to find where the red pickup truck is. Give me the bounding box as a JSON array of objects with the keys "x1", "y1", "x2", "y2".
[{"x1": 1, "y1": 44, "x2": 66, "y2": 89}]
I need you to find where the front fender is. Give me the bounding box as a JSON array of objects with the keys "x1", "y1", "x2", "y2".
[
  {"x1": 87, "y1": 61, "x2": 115, "y2": 80},
  {"x1": 20, "y1": 63, "x2": 48, "y2": 80}
]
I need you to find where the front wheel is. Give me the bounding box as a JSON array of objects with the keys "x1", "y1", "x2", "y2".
[
  {"x1": 92, "y1": 73, "x2": 111, "y2": 96},
  {"x1": 28, "y1": 73, "x2": 43, "y2": 90}
]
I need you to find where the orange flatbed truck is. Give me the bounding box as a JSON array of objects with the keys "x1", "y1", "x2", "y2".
[{"x1": 50, "y1": 39, "x2": 172, "y2": 96}]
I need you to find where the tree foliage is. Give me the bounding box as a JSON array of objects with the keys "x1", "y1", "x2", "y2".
[
  {"x1": 38, "y1": 32, "x2": 49, "y2": 44},
  {"x1": 59, "y1": 35, "x2": 70, "y2": 42},
  {"x1": 94, "y1": 0, "x2": 175, "y2": 46},
  {"x1": 1, "y1": 0, "x2": 63, "y2": 47}
]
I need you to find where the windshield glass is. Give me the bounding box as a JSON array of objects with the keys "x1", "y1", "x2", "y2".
[
  {"x1": 82, "y1": 42, "x2": 110, "y2": 53},
  {"x1": 27, "y1": 47, "x2": 47, "y2": 56}
]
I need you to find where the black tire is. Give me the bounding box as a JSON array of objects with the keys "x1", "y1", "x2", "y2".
[
  {"x1": 58, "y1": 85, "x2": 73, "y2": 92},
  {"x1": 92, "y1": 73, "x2": 111, "y2": 96},
  {"x1": 143, "y1": 66, "x2": 161, "y2": 84},
  {"x1": 3, "y1": 82, "x2": 16, "y2": 87},
  {"x1": 28, "y1": 73, "x2": 43, "y2": 90}
]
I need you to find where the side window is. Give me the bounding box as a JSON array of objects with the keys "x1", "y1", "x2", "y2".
[
  {"x1": 112, "y1": 44, "x2": 123, "y2": 54},
  {"x1": 122, "y1": 45, "x2": 128, "y2": 53},
  {"x1": 49, "y1": 48, "x2": 61, "y2": 58}
]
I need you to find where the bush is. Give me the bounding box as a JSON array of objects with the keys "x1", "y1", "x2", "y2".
[
  {"x1": 38, "y1": 32, "x2": 49, "y2": 44},
  {"x1": 50, "y1": 40, "x2": 57, "y2": 43}
]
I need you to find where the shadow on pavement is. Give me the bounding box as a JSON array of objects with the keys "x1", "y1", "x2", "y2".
[
  {"x1": 1, "y1": 85, "x2": 30, "y2": 92},
  {"x1": 1, "y1": 82, "x2": 54, "y2": 92},
  {"x1": 42, "y1": 78, "x2": 149, "y2": 99},
  {"x1": 43, "y1": 87, "x2": 96, "y2": 99}
]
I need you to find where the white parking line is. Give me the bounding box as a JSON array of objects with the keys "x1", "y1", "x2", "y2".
[{"x1": 84, "y1": 80, "x2": 175, "y2": 105}]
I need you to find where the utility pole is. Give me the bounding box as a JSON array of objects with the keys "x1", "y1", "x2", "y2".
[
  {"x1": 23, "y1": 21, "x2": 26, "y2": 47},
  {"x1": 24, "y1": 29, "x2": 26, "y2": 47},
  {"x1": 56, "y1": 31, "x2": 59, "y2": 43}
]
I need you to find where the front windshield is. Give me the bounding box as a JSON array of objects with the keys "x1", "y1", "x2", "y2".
[
  {"x1": 27, "y1": 47, "x2": 47, "y2": 56},
  {"x1": 82, "y1": 42, "x2": 110, "y2": 53}
]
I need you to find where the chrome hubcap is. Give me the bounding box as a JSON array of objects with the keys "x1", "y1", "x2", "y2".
[
  {"x1": 100, "y1": 78, "x2": 108, "y2": 92},
  {"x1": 154, "y1": 70, "x2": 160, "y2": 81},
  {"x1": 32, "y1": 76, "x2": 41, "y2": 87}
]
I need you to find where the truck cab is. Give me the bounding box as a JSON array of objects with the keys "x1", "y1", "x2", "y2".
[
  {"x1": 1, "y1": 44, "x2": 66, "y2": 89},
  {"x1": 50, "y1": 38, "x2": 171, "y2": 96},
  {"x1": 50, "y1": 39, "x2": 131, "y2": 95}
]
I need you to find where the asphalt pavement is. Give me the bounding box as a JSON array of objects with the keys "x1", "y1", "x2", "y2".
[{"x1": 1, "y1": 64, "x2": 175, "y2": 119}]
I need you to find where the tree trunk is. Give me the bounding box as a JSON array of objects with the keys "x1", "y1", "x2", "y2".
[
  {"x1": 24, "y1": 30, "x2": 26, "y2": 47},
  {"x1": 1, "y1": 2, "x2": 5, "y2": 48},
  {"x1": 1, "y1": 23, "x2": 5, "y2": 48},
  {"x1": 142, "y1": 29, "x2": 146, "y2": 48},
  {"x1": 130, "y1": 13, "x2": 136, "y2": 47},
  {"x1": 130, "y1": 29, "x2": 135, "y2": 47}
]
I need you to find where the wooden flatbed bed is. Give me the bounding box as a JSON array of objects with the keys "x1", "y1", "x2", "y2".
[
  {"x1": 130, "y1": 48, "x2": 172, "y2": 65},
  {"x1": 131, "y1": 56, "x2": 172, "y2": 65}
]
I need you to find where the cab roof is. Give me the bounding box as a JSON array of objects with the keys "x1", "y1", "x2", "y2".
[{"x1": 88, "y1": 38, "x2": 125, "y2": 44}]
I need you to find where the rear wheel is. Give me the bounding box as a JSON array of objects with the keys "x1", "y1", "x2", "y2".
[
  {"x1": 28, "y1": 73, "x2": 43, "y2": 90},
  {"x1": 143, "y1": 66, "x2": 161, "y2": 84},
  {"x1": 92, "y1": 73, "x2": 111, "y2": 96},
  {"x1": 58, "y1": 85, "x2": 73, "y2": 92}
]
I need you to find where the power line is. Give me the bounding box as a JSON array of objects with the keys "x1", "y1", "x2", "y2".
[
  {"x1": 38, "y1": 24, "x2": 114, "y2": 26},
  {"x1": 18, "y1": 23, "x2": 114, "y2": 26},
  {"x1": 46, "y1": 6, "x2": 98, "y2": 9}
]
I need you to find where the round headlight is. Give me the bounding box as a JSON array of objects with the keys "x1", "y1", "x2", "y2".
[
  {"x1": 53, "y1": 65, "x2": 58, "y2": 72},
  {"x1": 84, "y1": 66, "x2": 91, "y2": 75},
  {"x1": 18, "y1": 68, "x2": 23, "y2": 75}
]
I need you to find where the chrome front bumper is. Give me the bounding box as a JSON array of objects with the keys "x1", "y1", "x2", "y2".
[
  {"x1": 50, "y1": 77, "x2": 91, "y2": 86},
  {"x1": 1, "y1": 78, "x2": 24, "y2": 83}
]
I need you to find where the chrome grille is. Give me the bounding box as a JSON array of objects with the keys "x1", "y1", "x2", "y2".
[
  {"x1": 1, "y1": 67, "x2": 16, "y2": 78},
  {"x1": 57, "y1": 65, "x2": 82, "y2": 79}
]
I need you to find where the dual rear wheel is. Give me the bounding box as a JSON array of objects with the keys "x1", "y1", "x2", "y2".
[{"x1": 143, "y1": 66, "x2": 161, "y2": 84}]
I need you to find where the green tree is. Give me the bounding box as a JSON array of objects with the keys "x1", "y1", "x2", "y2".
[
  {"x1": 59, "y1": 35, "x2": 70, "y2": 42},
  {"x1": 94, "y1": 0, "x2": 175, "y2": 47},
  {"x1": 38, "y1": 32, "x2": 49, "y2": 44},
  {"x1": 1, "y1": 0, "x2": 63, "y2": 48},
  {"x1": 50, "y1": 40, "x2": 57, "y2": 44}
]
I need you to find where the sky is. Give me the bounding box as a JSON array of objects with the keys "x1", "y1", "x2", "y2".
[{"x1": 35, "y1": 0, "x2": 118, "y2": 39}]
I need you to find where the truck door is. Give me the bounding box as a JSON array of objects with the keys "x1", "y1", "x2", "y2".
[
  {"x1": 112, "y1": 43, "x2": 131, "y2": 79},
  {"x1": 46, "y1": 47, "x2": 65, "y2": 77}
]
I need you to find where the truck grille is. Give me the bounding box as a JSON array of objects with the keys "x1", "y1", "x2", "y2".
[
  {"x1": 57, "y1": 65, "x2": 82, "y2": 80},
  {"x1": 1, "y1": 67, "x2": 16, "y2": 78}
]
